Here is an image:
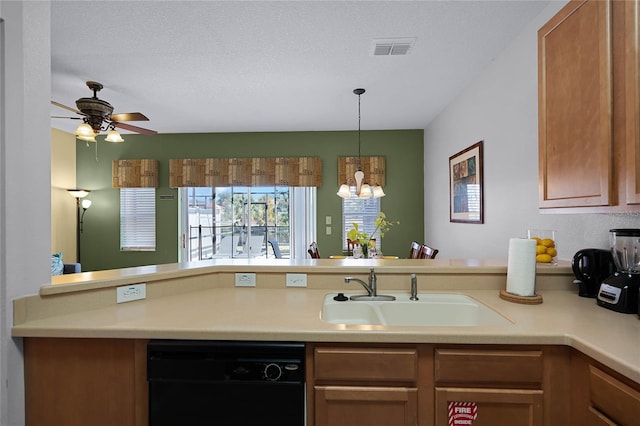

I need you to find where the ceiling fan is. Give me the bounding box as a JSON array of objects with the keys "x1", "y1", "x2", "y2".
[{"x1": 52, "y1": 80, "x2": 157, "y2": 141}]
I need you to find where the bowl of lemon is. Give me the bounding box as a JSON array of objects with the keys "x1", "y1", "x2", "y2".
[{"x1": 528, "y1": 229, "x2": 557, "y2": 264}]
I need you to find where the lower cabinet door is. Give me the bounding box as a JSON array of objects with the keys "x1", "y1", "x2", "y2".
[
  {"x1": 315, "y1": 386, "x2": 418, "y2": 426},
  {"x1": 435, "y1": 387, "x2": 543, "y2": 426}
]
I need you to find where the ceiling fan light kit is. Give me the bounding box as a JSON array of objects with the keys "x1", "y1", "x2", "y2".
[{"x1": 53, "y1": 80, "x2": 158, "y2": 143}]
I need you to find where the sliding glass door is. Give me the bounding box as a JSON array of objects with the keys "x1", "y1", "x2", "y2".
[{"x1": 180, "y1": 186, "x2": 292, "y2": 260}]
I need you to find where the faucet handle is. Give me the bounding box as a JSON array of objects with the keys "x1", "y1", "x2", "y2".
[{"x1": 410, "y1": 274, "x2": 419, "y2": 301}]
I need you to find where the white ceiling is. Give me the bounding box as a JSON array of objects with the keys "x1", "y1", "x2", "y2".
[{"x1": 50, "y1": 0, "x2": 550, "y2": 135}]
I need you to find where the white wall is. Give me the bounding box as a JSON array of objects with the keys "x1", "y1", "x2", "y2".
[
  {"x1": 424, "y1": 0, "x2": 640, "y2": 261},
  {"x1": 0, "y1": 1, "x2": 51, "y2": 425}
]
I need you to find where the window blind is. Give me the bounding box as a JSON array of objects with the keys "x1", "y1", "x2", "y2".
[
  {"x1": 120, "y1": 188, "x2": 156, "y2": 251},
  {"x1": 342, "y1": 188, "x2": 381, "y2": 250}
]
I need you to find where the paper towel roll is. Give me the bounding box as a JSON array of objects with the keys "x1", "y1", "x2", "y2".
[{"x1": 506, "y1": 238, "x2": 537, "y2": 296}]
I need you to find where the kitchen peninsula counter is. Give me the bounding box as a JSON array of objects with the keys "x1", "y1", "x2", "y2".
[{"x1": 12, "y1": 259, "x2": 640, "y2": 383}]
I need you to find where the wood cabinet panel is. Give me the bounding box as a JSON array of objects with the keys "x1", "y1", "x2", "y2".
[
  {"x1": 314, "y1": 346, "x2": 418, "y2": 383},
  {"x1": 315, "y1": 386, "x2": 418, "y2": 426},
  {"x1": 24, "y1": 338, "x2": 148, "y2": 426},
  {"x1": 625, "y1": 0, "x2": 640, "y2": 204},
  {"x1": 538, "y1": 0, "x2": 613, "y2": 208},
  {"x1": 435, "y1": 348, "x2": 543, "y2": 387},
  {"x1": 571, "y1": 349, "x2": 640, "y2": 426},
  {"x1": 435, "y1": 387, "x2": 544, "y2": 426},
  {"x1": 589, "y1": 365, "x2": 640, "y2": 425}
]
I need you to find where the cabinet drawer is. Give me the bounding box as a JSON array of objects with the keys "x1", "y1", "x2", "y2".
[
  {"x1": 589, "y1": 366, "x2": 640, "y2": 425},
  {"x1": 314, "y1": 346, "x2": 417, "y2": 383},
  {"x1": 315, "y1": 386, "x2": 418, "y2": 426},
  {"x1": 435, "y1": 349, "x2": 543, "y2": 386}
]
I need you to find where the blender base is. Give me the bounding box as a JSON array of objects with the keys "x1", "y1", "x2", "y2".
[{"x1": 597, "y1": 272, "x2": 640, "y2": 314}]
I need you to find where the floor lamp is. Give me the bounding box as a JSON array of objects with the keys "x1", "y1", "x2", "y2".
[{"x1": 67, "y1": 189, "x2": 91, "y2": 263}]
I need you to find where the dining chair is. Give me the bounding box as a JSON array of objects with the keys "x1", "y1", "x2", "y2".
[
  {"x1": 418, "y1": 244, "x2": 439, "y2": 259},
  {"x1": 308, "y1": 242, "x2": 321, "y2": 259},
  {"x1": 408, "y1": 241, "x2": 421, "y2": 259},
  {"x1": 267, "y1": 240, "x2": 283, "y2": 259}
]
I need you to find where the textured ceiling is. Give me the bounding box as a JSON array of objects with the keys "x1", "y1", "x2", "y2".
[{"x1": 50, "y1": 0, "x2": 550, "y2": 135}]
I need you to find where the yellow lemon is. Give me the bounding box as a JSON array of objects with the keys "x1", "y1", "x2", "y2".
[
  {"x1": 541, "y1": 238, "x2": 555, "y2": 248},
  {"x1": 536, "y1": 253, "x2": 553, "y2": 263},
  {"x1": 536, "y1": 245, "x2": 547, "y2": 254},
  {"x1": 531, "y1": 237, "x2": 541, "y2": 244},
  {"x1": 546, "y1": 247, "x2": 557, "y2": 257}
]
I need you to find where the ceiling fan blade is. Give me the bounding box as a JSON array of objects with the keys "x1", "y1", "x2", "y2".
[
  {"x1": 112, "y1": 121, "x2": 158, "y2": 136},
  {"x1": 110, "y1": 112, "x2": 149, "y2": 122},
  {"x1": 51, "y1": 100, "x2": 83, "y2": 115},
  {"x1": 51, "y1": 116, "x2": 81, "y2": 120}
]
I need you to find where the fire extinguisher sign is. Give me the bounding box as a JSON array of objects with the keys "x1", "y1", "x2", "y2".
[{"x1": 448, "y1": 401, "x2": 478, "y2": 425}]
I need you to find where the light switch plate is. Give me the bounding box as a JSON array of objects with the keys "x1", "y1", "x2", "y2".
[
  {"x1": 326, "y1": 226, "x2": 332, "y2": 235},
  {"x1": 286, "y1": 273, "x2": 307, "y2": 287},
  {"x1": 235, "y1": 273, "x2": 257, "y2": 287},
  {"x1": 325, "y1": 216, "x2": 332, "y2": 225},
  {"x1": 116, "y1": 283, "x2": 146, "y2": 303}
]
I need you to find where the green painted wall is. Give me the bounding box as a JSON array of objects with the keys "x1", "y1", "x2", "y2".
[{"x1": 77, "y1": 129, "x2": 424, "y2": 271}]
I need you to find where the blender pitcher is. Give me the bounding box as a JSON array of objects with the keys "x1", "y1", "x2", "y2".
[
  {"x1": 610, "y1": 228, "x2": 640, "y2": 273},
  {"x1": 597, "y1": 229, "x2": 640, "y2": 314}
]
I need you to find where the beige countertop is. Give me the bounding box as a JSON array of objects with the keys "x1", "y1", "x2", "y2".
[{"x1": 11, "y1": 259, "x2": 640, "y2": 383}]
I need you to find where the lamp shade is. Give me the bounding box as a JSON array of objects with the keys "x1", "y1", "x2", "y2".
[
  {"x1": 81, "y1": 199, "x2": 92, "y2": 209},
  {"x1": 67, "y1": 189, "x2": 90, "y2": 198},
  {"x1": 337, "y1": 184, "x2": 351, "y2": 198},
  {"x1": 75, "y1": 123, "x2": 94, "y2": 137},
  {"x1": 77, "y1": 134, "x2": 97, "y2": 143},
  {"x1": 105, "y1": 129, "x2": 124, "y2": 143},
  {"x1": 372, "y1": 185, "x2": 386, "y2": 198},
  {"x1": 358, "y1": 183, "x2": 372, "y2": 199}
]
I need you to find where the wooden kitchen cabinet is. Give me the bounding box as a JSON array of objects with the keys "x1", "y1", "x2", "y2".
[
  {"x1": 571, "y1": 349, "x2": 640, "y2": 426},
  {"x1": 433, "y1": 346, "x2": 570, "y2": 426},
  {"x1": 538, "y1": 0, "x2": 640, "y2": 212},
  {"x1": 308, "y1": 343, "x2": 427, "y2": 426},
  {"x1": 24, "y1": 338, "x2": 148, "y2": 426},
  {"x1": 625, "y1": 0, "x2": 640, "y2": 204}
]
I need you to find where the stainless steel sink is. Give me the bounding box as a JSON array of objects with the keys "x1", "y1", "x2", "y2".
[{"x1": 321, "y1": 293, "x2": 512, "y2": 326}]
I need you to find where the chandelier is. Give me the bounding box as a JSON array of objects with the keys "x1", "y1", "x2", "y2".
[{"x1": 337, "y1": 88, "x2": 385, "y2": 199}]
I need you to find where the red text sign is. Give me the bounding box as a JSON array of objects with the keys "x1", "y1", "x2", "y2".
[{"x1": 448, "y1": 401, "x2": 478, "y2": 426}]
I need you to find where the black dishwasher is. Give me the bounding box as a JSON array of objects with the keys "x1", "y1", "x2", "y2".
[{"x1": 147, "y1": 340, "x2": 305, "y2": 426}]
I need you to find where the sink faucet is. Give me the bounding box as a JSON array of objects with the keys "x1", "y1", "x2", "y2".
[
  {"x1": 344, "y1": 268, "x2": 377, "y2": 297},
  {"x1": 344, "y1": 268, "x2": 396, "y2": 301}
]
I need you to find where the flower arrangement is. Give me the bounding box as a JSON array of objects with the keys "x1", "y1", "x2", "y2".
[{"x1": 347, "y1": 212, "x2": 399, "y2": 258}]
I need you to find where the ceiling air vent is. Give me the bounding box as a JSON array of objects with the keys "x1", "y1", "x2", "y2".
[{"x1": 372, "y1": 38, "x2": 416, "y2": 56}]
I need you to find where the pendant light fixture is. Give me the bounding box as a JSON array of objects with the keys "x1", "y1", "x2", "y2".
[{"x1": 337, "y1": 88, "x2": 385, "y2": 199}]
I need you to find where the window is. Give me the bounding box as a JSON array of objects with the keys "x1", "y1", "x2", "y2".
[
  {"x1": 120, "y1": 188, "x2": 156, "y2": 251},
  {"x1": 342, "y1": 188, "x2": 381, "y2": 250}
]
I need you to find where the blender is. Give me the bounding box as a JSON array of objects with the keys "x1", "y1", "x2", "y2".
[{"x1": 597, "y1": 229, "x2": 640, "y2": 314}]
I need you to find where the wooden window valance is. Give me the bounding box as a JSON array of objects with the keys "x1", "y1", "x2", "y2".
[
  {"x1": 112, "y1": 159, "x2": 159, "y2": 188},
  {"x1": 338, "y1": 156, "x2": 386, "y2": 187},
  {"x1": 169, "y1": 157, "x2": 322, "y2": 188}
]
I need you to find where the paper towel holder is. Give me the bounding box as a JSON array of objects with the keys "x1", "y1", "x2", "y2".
[{"x1": 499, "y1": 289, "x2": 543, "y2": 304}]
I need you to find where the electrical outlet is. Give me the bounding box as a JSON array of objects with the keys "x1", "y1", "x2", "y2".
[
  {"x1": 286, "y1": 273, "x2": 307, "y2": 287},
  {"x1": 116, "y1": 283, "x2": 146, "y2": 303},
  {"x1": 235, "y1": 273, "x2": 257, "y2": 287}
]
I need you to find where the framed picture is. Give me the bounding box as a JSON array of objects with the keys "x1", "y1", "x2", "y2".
[{"x1": 449, "y1": 141, "x2": 484, "y2": 223}]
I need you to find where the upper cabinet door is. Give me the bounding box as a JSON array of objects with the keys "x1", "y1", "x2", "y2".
[
  {"x1": 626, "y1": 0, "x2": 640, "y2": 205},
  {"x1": 538, "y1": 0, "x2": 613, "y2": 208}
]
